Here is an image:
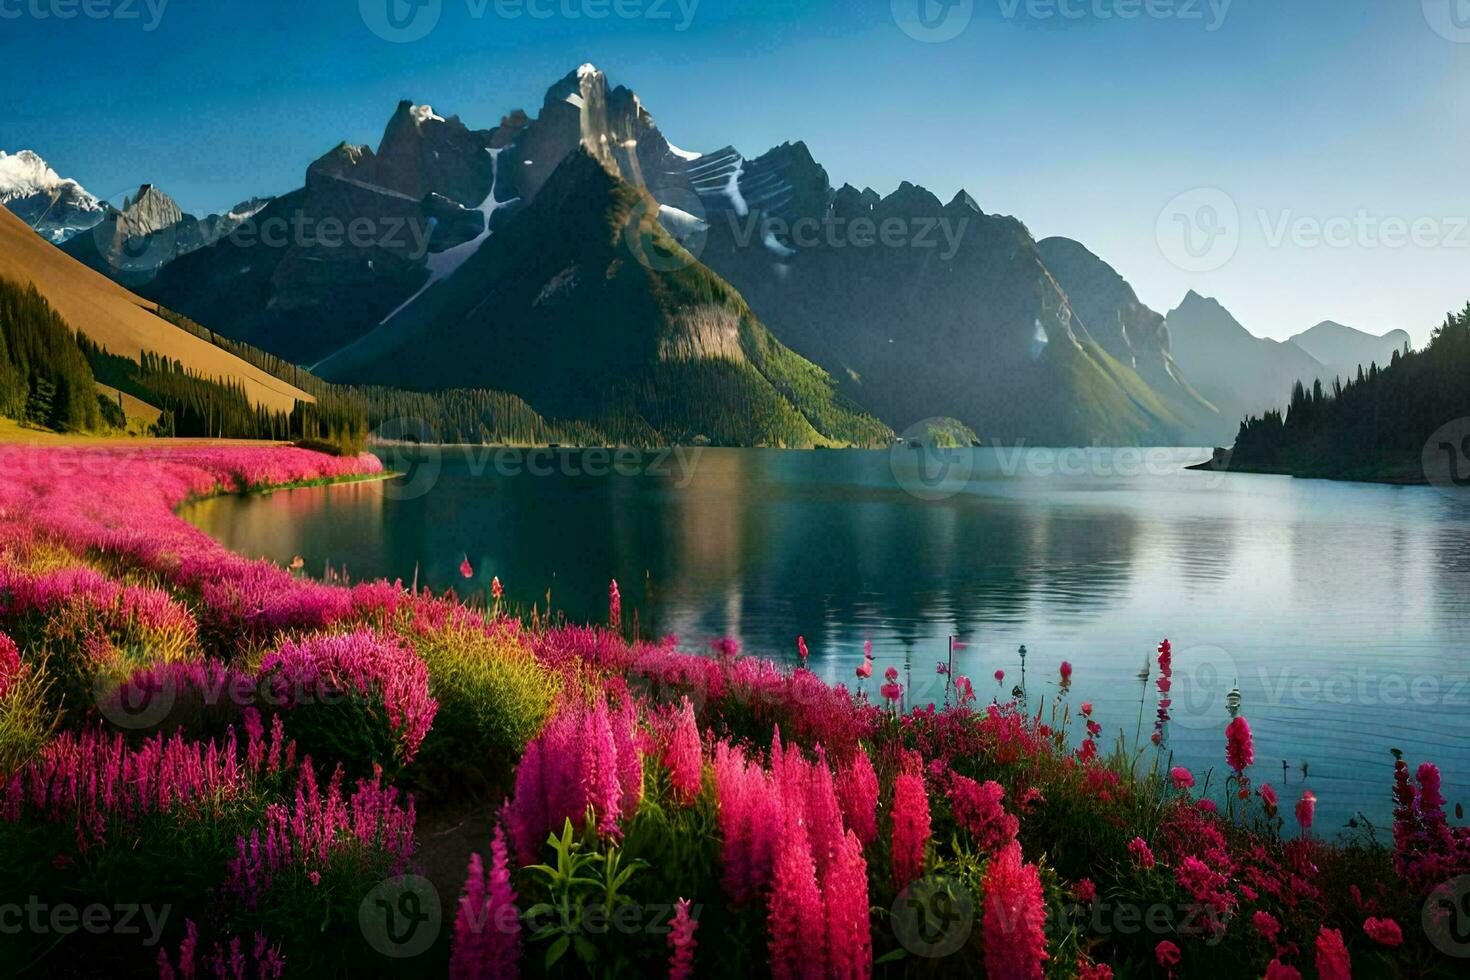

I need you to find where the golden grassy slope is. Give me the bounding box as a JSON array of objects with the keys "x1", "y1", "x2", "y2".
[{"x1": 0, "y1": 207, "x2": 312, "y2": 412}]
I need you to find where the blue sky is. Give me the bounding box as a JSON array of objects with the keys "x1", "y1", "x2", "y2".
[{"x1": 3, "y1": 0, "x2": 1468, "y2": 345}]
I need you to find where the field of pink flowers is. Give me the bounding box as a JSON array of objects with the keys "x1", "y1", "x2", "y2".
[{"x1": 0, "y1": 443, "x2": 1467, "y2": 978}]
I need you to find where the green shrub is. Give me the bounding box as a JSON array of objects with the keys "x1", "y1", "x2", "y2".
[{"x1": 403, "y1": 622, "x2": 559, "y2": 799}]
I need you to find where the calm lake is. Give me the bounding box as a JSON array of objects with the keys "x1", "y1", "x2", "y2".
[{"x1": 183, "y1": 446, "x2": 1470, "y2": 828}]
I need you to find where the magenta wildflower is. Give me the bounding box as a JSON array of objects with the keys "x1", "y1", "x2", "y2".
[
  {"x1": 835, "y1": 748, "x2": 879, "y2": 846},
  {"x1": 0, "y1": 630, "x2": 24, "y2": 700},
  {"x1": 823, "y1": 830, "x2": 871, "y2": 979},
  {"x1": 668, "y1": 899, "x2": 698, "y2": 979},
  {"x1": 665, "y1": 696, "x2": 703, "y2": 806},
  {"x1": 608, "y1": 579, "x2": 622, "y2": 630},
  {"x1": 891, "y1": 772, "x2": 931, "y2": 889},
  {"x1": 450, "y1": 827, "x2": 521, "y2": 980},
  {"x1": 460, "y1": 555, "x2": 474, "y2": 579},
  {"x1": 982, "y1": 841, "x2": 1048, "y2": 979}
]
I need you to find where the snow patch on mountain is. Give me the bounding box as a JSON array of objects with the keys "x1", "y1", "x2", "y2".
[
  {"x1": 376, "y1": 147, "x2": 517, "y2": 326},
  {"x1": 0, "y1": 149, "x2": 106, "y2": 243}
]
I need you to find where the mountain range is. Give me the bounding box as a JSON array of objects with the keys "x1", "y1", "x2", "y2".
[{"x1": 0, "y1": 66, "x2": 1416, "y2": 447}]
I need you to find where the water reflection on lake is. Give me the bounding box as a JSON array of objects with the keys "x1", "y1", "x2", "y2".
[{"x1": 182, "y1": 446, "x2": 1470, "y2": 827}]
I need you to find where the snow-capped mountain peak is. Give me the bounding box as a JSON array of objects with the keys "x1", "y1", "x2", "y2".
[{"x1": 0, "y1": 149, "x2": 107, "y2": 243}]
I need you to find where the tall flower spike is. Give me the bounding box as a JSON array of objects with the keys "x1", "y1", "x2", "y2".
[
  {"x1": 982, "y1": 841, "x2": 1048, "y2": 980},
  {"x1": 890, "y1": 772, "x2": 931, "y2": 889},
  {"x1": 667, "y1": 898, "x2": 698, "y2": 980},
  {"x1": 665, "y1": 696, "x2": 702, "y2": 807}
]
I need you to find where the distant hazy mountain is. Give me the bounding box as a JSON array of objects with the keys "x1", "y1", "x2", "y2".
[
  {"x1": 1288, "y1": 320, "x2": 1410, "y2": 379},
  {"x1": 316, "y1": 148, "x2": 891, "y2": 448},
  {"x1": 1166, "y1": 291, "x2": 1329, "y2": 426},
  {"x1": 1036, "y1": 238, "x2": 1228, "y2": 443},
  {"x1": 0, "y1": 150, "x2": 106, "y2": 244}
]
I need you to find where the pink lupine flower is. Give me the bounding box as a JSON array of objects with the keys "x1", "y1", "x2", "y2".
[
  {"x1": 1314, "y1": 927, "x2": 1351, "y2": 980},
  {"x1": 994, "y1": 669, "x2": 1005, "y2": 684},
  {"x1": 855, "y1": 659, "x2": 872, "y2": 680},
  {"x1": 608, "y1": 580, "x2": 622, "y2": 629},
  {"x1": 1059, "y1": 661, "x2": 1072, "y2": 682},
  {"x1": 1295, "y1": 790, "x2": 1317, "y2": 831},
  {"x1": 805, "y1": 750, "x2": 847, "y2": 877},
  {"x1": 1170, "y1": 767, "x2": 1194, "y2": 790},
  {"x1": 834, "y1": 749, "x2": 879, "y2": 846},
  {"x1": 1075, "y1": 878, "x2": 1097, "y2": 903},
  {"x1": 504, "y1": 697, "x2": 640, "y2": 861},
  {"x1": 1128, "y1": 837, "x2": 1156, "y2": 869},
  {"x1": 1155, "y1": 940, "x2": 1181, "y2": 968},
  {"x1": 1363, "y1": 917, "x2": 1402, "y2": 946},
  {"x1": 260, "y1": 629, "x2": 437, "y2": 764},
  {"x1": 982, "y1": 841, "x2": 1048, "y2": 980},
  {"x1": 491, "y1": 576, "x2": 504, "y2": 600},
  {"x1": 157, "y1": 920, "x2": 286, "y2": 980},
  {"x1": 1225, "y1": 715, "x2": 1254, "y2": 773},
  {"x1": 948, "y1": 773, "x2": 1018, "y2": 854},
  {"x1": 450, "y1": 827, "x2": 521, "y2": 980},
  {"x1": 1252, "y1": 910, "x2": 1281, "y2": 944},
  {"x1": 955, "y1": 675, "x2": 974, "y2": 703},
  {"x1": 667, "y1": 898, "x2": 698, "y2": 980},
  {"x1": 768, "y1": 808, "x2": 826, "y2": 978},
  {"x1": 460, "y1": 555, "x2": 474, "y2": 579},
  {"x1": 1077, "y1": 959, "x2": 1113, "y2": 980},
  {"x1": 665, "y1": 696, "x2": 703, "y2": 806},
  {"x1": 890, "y1": 773, "x2": 931, "y2": 889},
  {"x1": 935, "y1": 661, "x2": 949, "y2": 675},
  {"x1": 1265, "y1": 961, "x2": 1301, "y2": 980},
  {"x1": 1258, "y1": 783, "x2": 1278, "y2": 810},
  {"x1": 823, "y1": 829, "x2": 871, "y2": 979},
  {"x1": 611, "y1": 697, "x2": 644, "y2": 815},
  {"x1": 712, "y1": 740, "x2": 783, "y2": 904},
  {"x1": 0, "y1": 631, "x2": 24, "y2": 700},
  {"x1": 797, "y1": 636, "x2": 808, "y2": 664}
]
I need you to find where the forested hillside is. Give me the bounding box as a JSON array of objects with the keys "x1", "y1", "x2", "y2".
[
  {"x1": 0, "y1": 276, "x2": 100, "y2": 431},
  {"x1": 1229, "y1": 304, "x2": 1470, "y2": 481}
]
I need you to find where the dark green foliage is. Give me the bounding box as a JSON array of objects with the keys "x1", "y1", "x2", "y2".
[
  {"x1": 97, "y1": 390, "x2": 127, "y2": 429},
  {"x1": 1231, "y1": 305, "x2": 1469, "y2": 478},
  {"x1": 0, "y1": 275, "x2": 101, "y2": 431}
]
